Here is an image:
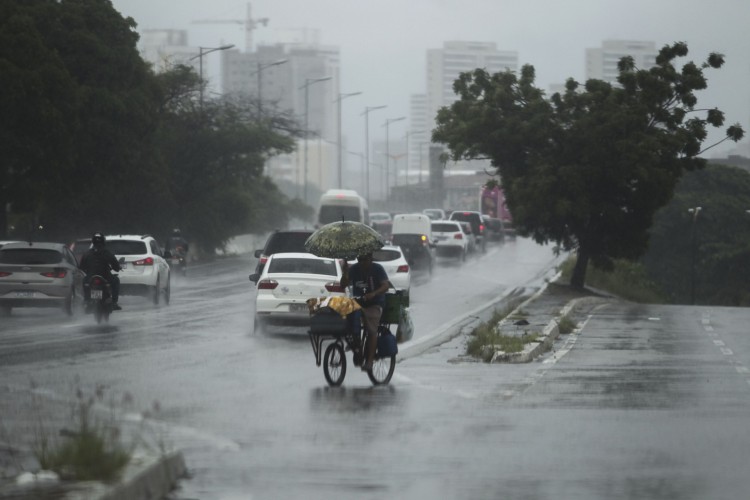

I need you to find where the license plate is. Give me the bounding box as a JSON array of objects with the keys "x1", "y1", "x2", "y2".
[
  {"x1": 15, "y1": 291, "x2": 34, "y2": 298},
  {"x1": 290, "y1": 303, "x2": 308, "y2": 313},
  {"x1": 91, "y1": 290, "x2": 103, "y2": 299}
]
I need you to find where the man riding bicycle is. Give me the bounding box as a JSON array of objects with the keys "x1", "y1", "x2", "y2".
[{"x1": 340, "y1": 252, "x2": 391, "y2": 371}]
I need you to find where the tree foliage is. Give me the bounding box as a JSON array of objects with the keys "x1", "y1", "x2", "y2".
[
  {"x1": 644, "y1": 164, "x2": 750, "y2": 306},
  {"x1": 0, "y1": 1, "x2": 309, "y2": 253},
  {"x1": 433, "y1": 42, "x2": 744, "y2": 288}
]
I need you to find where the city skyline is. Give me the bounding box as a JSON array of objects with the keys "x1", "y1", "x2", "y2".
[{"x1": 114, "y1": 0, "x2": 750, "y2": 162}]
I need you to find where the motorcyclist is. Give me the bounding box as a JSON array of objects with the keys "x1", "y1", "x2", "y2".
[
  {"x1": 79, "y1": 232, "x2": 122, "y2": 310},
  {"x1": 165, "y1": 228, "x2": 189, "y2": 261}
]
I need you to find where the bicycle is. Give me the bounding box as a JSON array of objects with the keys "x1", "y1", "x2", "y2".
[{"x1": 308, "y1": 291, "x2": 407, "y2": 387}]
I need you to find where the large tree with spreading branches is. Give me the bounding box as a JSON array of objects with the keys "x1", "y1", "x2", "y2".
[{"x1": 433, "y1": 42, "x2": 744, "y2": 288}]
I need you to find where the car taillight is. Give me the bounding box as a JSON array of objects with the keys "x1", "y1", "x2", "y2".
[
  {"x1": 479, "y1": 224, "x2": 485, "y2": 233},
  {"x1": 133, "y1": 257, "x2": 154, "y2": 266},
  {"x1": 325, "y1": 282, "x2": 344, "y2": 293},
  {"x1": 41, "y1": 269, "x2": 67, "y2": 278},
  {"x1": 397, "y1": 265, "x2": 409, "y2": 273},
  {"x1": 92, "y1": 277, "x2": 105, "y2": 286},
  {"x1": 0, "y1": 271, "x2": 11, "y2": 277},
  {"x1": 259, "y1": 256, "x2": 268, "y2": 265},
  {"x1": 257, "y1": 279, "x2": 278, "y2": 290},
  {"x1": 454, "y1": 233, "x2": 463, "y2": 240}
]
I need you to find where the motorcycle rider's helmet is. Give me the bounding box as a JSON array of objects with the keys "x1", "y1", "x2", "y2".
[{"x1": 91, "y1": 232, "x2": 106, "y2": 247}]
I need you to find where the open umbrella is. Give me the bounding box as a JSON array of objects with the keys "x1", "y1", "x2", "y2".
[{"x1": 304, "y1": 220, "x2": 385, "y2": 259}]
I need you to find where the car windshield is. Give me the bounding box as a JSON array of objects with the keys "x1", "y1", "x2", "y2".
[
  {"x1": 432, "y1": 223, "x2": 459, "y2": 232},
  {"x1": 372, "y1": 249, "x2": 401, "y2": 262},
  {"x1": 265, "y1": 233, "x2": 313, "y2": 254},
  {"x1": 319, "y1": 206, "x2": 361, "y2": 224},
  {"x1": 107, "y1": 240, "x2": 148, "y2": 255},
  {"x1": 268, "y1": 258, "x2": 337, "y2": 276},
  {"x1": 0, "y1": 248, "x2": 62, "y2": 265}
]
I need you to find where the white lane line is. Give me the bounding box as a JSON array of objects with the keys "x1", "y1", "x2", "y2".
[
  {"x1": 713, "y1": 340, "x2": 726, "y2": 346},
  {"x1": 735, "y1": 366, "x2": 749, "y2": 374},
  {"x1": 705, "y1": 325, "x2": 714, "y2": 332},
  {"x1": 720, "y1": 348, "x2": 734, "y2": 356}
]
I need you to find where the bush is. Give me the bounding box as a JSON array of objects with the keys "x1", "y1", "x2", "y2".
[{"x1": 559, "y1": 257, "x2": 666, "y2": 303}]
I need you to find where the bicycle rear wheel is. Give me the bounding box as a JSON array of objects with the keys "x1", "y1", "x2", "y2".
[{"x1": 323, "y1": 342, "x2": 346, "y2": 387}]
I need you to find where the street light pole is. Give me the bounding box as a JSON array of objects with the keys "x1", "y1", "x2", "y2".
[
  {"x1": 301, "y1": 76, "x2": 332, "y2": 204},
  {"x1": 334, "y1": 91, "x2": 362, "y2": 189},
  {"x1": 190, "y1": 44, "x2": 235, "y2": 108},
  {"x1": 688, "y1": 206, "x2": 702, "y2": 305},
  {"x1": 362, "y1": 105, "x2": 387, "y2": 203},
  {"x1": 254, "y1": 58, "x2": 288, "y2": 114},
  {"x1": 383, "y1": 117, "x2": 405, "y2": 198}
]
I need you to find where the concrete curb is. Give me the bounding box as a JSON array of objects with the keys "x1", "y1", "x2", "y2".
[
  {"x1": 63, "y1": 451, "x2": 186, "y2": 500},
  {"x1": 490, "y1": 295, "x2": 593, "y2": 364}
]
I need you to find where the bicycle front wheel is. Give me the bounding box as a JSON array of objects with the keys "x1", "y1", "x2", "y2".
[
  {"x1": 323, "y1": 342, "x2": 347, "y2": 387},
  {"x1": 367, "y1": 355, "x2": 395, "y2": 385}
]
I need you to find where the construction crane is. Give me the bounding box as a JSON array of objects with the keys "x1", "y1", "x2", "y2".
[{"x1": 192, "y1": 2, "x2": 268, "y2": 53}]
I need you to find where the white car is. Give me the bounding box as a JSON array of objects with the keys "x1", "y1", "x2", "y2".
[
  {"x1": 431, "y1": 220, "x2": 469, "y2": 261},
  {"x1": 104, "y1": 235, "x2": 171, "y2": 305},
  {"x1": 347, "y1": 245, "x2": 411, "y2": 295},
  {"x1": 254, "y1": 253, "x2": 344, "y2": 331},
  {"x1": 370, "y1": 212, "x2": 392, "y2": 223}
]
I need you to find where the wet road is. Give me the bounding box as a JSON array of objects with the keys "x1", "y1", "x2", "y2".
[{"x1": 2, "y1": 238, "x2": 750, "y2": 499}]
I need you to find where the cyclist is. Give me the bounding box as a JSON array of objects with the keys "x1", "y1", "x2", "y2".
[{"x1": 341, "y1": 252, "x2": 391, "y2": 371}]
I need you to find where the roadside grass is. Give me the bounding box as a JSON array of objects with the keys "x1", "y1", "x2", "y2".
[
  {"x1": 28, "y1": 381, "x2": 169, "y2": 483},
  {"x1": 557, "y1": 314, "x2": 576, "y2": 334},
  {"x1": 558, "y1": 257, "x2": 667, "y2": 303},
  {"x1": 466, "y1": 303, "x2": 539, "y2": 362}
]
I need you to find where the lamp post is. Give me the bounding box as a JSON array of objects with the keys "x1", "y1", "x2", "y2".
[
  {"x1": 334, "y1": 91, "x2": 362, "y2": 189},
  {"x1": 300, "y1": 76, "x2": 332, "y2": 204},
  {"x1": 383, "y1": 116, "x2": 405, "y2": 199},
  {"x1": 347, "y1": 150, "x2": 366, "y2": 194},
  {"x1": 688, "y1": 206, "x2": 702, "y2": 305},
  {"x1": 190, "y1": 44, "x2": 235, "y2": 108},
  {"x1": 362, "y1": 105, "x2": 387, "y2": 203},
  {"x1": 253, "y1": 58, "x2": 287, "y2": 114}
]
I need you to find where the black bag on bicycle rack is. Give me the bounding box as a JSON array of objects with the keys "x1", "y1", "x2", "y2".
[{"x1": 310, "y1": 306, "x2": 348, "y2": 335}]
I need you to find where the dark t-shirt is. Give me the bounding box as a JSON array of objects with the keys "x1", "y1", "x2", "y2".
[{"x1": 348, "y1": 262, "x2": 389, "y2": 308}]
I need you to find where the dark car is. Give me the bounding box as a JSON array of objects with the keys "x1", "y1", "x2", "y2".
[
  {"x1": 250, "y1": 229, "x2": 315, "y2": 281},
  {"x1": 449, "y1": 211, "x2": 486, "y2": 252},
  {"x1": 481, "y1": 215, "x2": 505, "y2": 243}
]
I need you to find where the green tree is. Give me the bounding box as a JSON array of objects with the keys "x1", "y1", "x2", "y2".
[
  {"x1": 155, "y1": 67, "x2": 305, "y2": 253},
  {"x1": 433, "y1": 42, "x2": 744, "y2": 288},
  {"x1": 645, "y1": 165, "x2": 750, "y2": 306},
  {"x1": 0, "y1": 0, "x2": 167, "y2": 240}
]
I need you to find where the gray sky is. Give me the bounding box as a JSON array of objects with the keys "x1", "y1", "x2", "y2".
[{"x1": 112, "y1": 0, "x2": 750, "y2": 157}]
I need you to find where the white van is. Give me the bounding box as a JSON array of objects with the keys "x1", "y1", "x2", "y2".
[
  {"x1": 318, "y1": 189, "x2": 370, "y2": 226},
  {"x1": 391, "y1": 213, "x2": 435, "y2": 274}
]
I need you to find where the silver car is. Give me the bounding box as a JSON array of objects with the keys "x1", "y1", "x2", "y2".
[{"x1": 0, "y1": 241, "x2": 85, "y2": 316}]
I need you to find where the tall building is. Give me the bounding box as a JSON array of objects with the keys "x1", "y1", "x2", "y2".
[
  {"x1": 586, "y1": 40, "x2": 657, "y2": 84},
  {"x1": 408, "y1": 94, "x2": 429, "y2": 184},
  {"x1": 422, "y1": 41, "x2": 518, "y2": 179}
]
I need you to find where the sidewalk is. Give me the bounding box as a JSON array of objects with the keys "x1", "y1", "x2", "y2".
[{"x1": 0, "y1": 278, "x2": 611, "y2": 499}]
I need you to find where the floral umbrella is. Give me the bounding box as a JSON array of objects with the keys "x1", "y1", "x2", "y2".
[{"x1": 304, "y1": 220, "x2": 385, "y2": 259}]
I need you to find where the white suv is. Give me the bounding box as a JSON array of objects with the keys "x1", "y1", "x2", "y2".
[
  {"x1": 430, "y1": 220, "x2": 469, "y2": 261},
  {"x1": 104, "y1": 235, "x2": 171, "y2": 305}
]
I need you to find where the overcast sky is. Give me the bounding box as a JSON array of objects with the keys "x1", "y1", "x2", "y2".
[{"x1": 111, "y1": 0, "x2": 750, "y2": 157}]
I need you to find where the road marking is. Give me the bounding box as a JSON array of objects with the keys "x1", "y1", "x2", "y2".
[
  {"x1": 735, "y1": 366, "x2": 749, "y2": 374},
  {"x1": 720, "y1": 348, "x2": 734, "y2": 356},
  {"x1": 705, "y1": 325, "x2": 714, "y2": 332},
  {"x1": 713, "y1": 340, "x2": 726, "y2": 346}
]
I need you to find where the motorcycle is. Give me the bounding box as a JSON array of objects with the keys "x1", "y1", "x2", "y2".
[
  {"x1": 85, "y1": 274, "x2": 114, "y2": 324},
  {"x1": 167, "y1": 247, "x2": 187, "y2": 277}
]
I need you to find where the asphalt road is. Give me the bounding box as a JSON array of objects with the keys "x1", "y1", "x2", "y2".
[{"x1": 2, "y1": 238, "x2": 750, "y2": 499}]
